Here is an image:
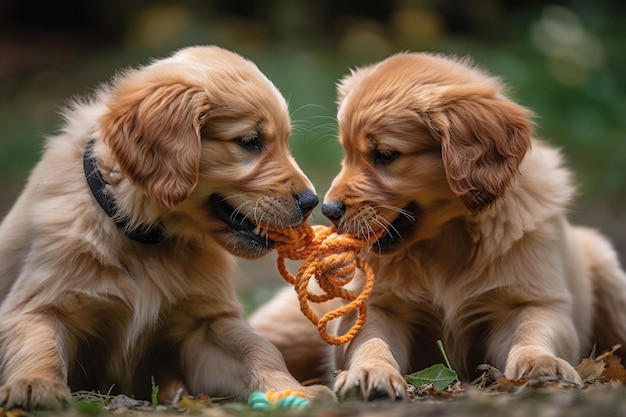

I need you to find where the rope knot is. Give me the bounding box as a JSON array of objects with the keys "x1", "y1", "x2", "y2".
[{"x1": 266, "y1": 223, "x2": 380, "y2": 345}]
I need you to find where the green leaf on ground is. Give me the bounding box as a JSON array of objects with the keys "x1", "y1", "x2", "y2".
[
  {"x1": 71, "y1": 398, "x2": 104, "y2": 415},
  {"x1": 406, "y1": 339, "x2": 459, "y2": 390},
  {"x1": 406, "y1": 363, "x2": 458, "y2": 390}
]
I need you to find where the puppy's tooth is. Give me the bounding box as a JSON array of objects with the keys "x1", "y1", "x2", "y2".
[
  {"x1": 260, "y1": 229, "x2": 267, "y2": 238},
  {"x1": 253, "y1": 226, "x2": 261, "y2": 235}
]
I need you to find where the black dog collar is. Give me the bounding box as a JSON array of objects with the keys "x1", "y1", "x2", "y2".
[{"x1": 83, "y1": 139, "x2": 167, "y2": 244}]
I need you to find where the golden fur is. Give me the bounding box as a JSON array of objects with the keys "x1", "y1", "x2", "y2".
[
  {"x1": 250, "y1": 52, "x2": 626, "y2": 400},
  {"x1": 0, "y1": 45, "x2": 333, "y2": 410}
]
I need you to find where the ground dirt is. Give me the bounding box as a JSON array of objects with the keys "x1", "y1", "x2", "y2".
[{"x1": 6, "y1": 381, "x2": 624, "y2": 417}]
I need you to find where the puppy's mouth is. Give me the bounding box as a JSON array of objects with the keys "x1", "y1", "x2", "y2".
[
  {"x1": 209, "y1": 194, "x2": 274, "y2": 254},
  {"x1": 374, "y1": 201, "x2": 422, "y2": 254}
]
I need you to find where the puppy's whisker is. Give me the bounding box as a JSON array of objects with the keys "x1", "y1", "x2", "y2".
[
  {"x1": 273, "y1": 211, "x2": 283, "y2": 230},
  {"x1": 371, "y1": 218, "x2": 391, "y2": 237},
  {"x1": 357, "y1": 218, "x2": 373, "y2": 240},
  {"x1": 366, "y1": 221, "x2": 378, "y2": 240},
  {"x1": 220, "y1": 194, "x2": 245, "y2": 202},
  {"x1": 219, "y1": 194, "x2": 248, "y2": 224},
  {"x1": 291, "y1": 126, "x2": 317, "y2": 137},
  {"x1": 289, "y1": 103, "x2": 334, "y2": 118},
  {"x1": 387, "y1": 224, "x2": 404, "y2": 240},
  {"x1": 230, "y1": 201, "x2": 251, "y2": 224},
  {"x1": 356, "y1": 221, "x2": 364, "y2": 239},
  {"x1": 306, "y1": 115, "x2": 338, "y2": 122},
  {"x1": 252, "y1": 197, "x2": 264, "y2": 225},
  {"x1": 374, "y1": 213, "x2": 404, "y2": 240},
  {"x1": 374, "y1": 205, "x2": 416, "y2": 223},
  {"x1": 398, "y1": 211, "x2": 416, "y2": 223},
  {"x1": 257, "y1": 211, "x2": 267, "y2": 228},
  {"x1": 231, "y1": 198, "x2": 265, "y2": 226},
  {"x1": 290, "y1": 119, "x2": 311, "y2": 129}
]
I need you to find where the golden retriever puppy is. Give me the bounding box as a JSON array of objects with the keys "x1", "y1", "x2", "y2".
[
  {"x1": 250, "y1": 52, "x2": 626, "y2": 400},
  {"x1": 0, "y1": 45, "x2": 333, "y2": 410}
]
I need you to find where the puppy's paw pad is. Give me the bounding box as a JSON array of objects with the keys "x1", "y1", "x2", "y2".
[
  {"x1": 0, "y1": 378, "x2": 70, "y2": 410},
  {"x1": 299, "y1": 385, "x2": 336, "y2": 402},
  {"x1": 334, "y1": 366, "x2": 407, "y2": 401},
  {"x1": 506, "y1": 354, "x2": 582, "y2": 385}
]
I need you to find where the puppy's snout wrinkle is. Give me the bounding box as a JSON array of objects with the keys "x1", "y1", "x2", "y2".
[
  {"x1": 295, "y1": 190, "x2": 319, "y2": 220},
  {"x1": 321, "y1": 201, "x2": 345, "y2": 225}
]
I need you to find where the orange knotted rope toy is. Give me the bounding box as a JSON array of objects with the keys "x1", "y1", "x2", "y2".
[{"x1": 266, "y1": 223, "x2": 381, "y2": 345}]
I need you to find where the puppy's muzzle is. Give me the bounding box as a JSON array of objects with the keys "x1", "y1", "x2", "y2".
[
  {"x1": 210, "y1": 189, "x2": 319, "y2": 257},
  {"x1": 322, "y1": 200, "x2": 422, "y2": 254},
  {"x1": 321, "y1": 201, "x2": 345, "y2": 225},
  {"x1": 295, "y1": 190, "x2": 319, "y2": 220}
]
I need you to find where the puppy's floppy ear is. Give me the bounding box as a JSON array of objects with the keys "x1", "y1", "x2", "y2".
[
  {"x1": 428, "y1": 94, "x2": 532, "y2": 215},
  {"x1": 100, "y1": 81, "x2": 209, "y2": 208}
]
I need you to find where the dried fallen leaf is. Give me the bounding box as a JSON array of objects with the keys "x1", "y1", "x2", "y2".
[
  {"x1": 576, "y1": 356, "x2": 607, "y2": 383},
  {"x1": 1, "y1": 408, "x2": 28, "y2": 417},
  {"x1": 476, "y1": 364, "x2": 505, "y2": 380},
  {"x1": 597, "y1": 345, "x2": 626, "y2": 384},
  {"x1": 576, "y1": 344, "x2": 626, "y2": 384},
  {"x1": 178, "y1": 395, "x2": 212, "y2": 412},
  {"x1": 414, "y1": 383, "x2": 455, "y2": 398},
  {"x1": 484, "y1": 378, "x2": 528, "y2": 393},
  {"x1": 177, "y1": 393, "x2": 233, "y2": 412}
]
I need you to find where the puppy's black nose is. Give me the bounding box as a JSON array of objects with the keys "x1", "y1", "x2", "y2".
[
  {"x1": 321, "y1": 201, "x2": 345, "y2": 225},
  {"x1": 295, "y1": 190, "x2": 319, "y2": 219}
]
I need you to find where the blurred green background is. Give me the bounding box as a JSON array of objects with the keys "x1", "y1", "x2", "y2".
[{"x1": 1, "y1": 0, "x2": 625, "y2": 305}]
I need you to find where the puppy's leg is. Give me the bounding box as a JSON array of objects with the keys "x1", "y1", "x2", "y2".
[
  {"x1": 332, "y1": 306, "x2": 412, "y2": 400},
  {"x1": 574, "y1": 227, "x2": 626, "y2": 355},
  {"x1": 179, "y1": 315, "x2": 335, "y2": 402},
  {"x1": 0, "y1": 314, "x2": 72, "y2": 410},
  {"x1": 488, "y1": 305, "x2": 583, "y2": 385},
  {"x1": 249, "y1": 286, "x2": 335, "y2": 383}
]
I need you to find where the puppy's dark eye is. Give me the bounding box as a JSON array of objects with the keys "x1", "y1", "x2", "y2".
[
  {"x1": 374, "y1": 149, "x2": 399, "y2": 165},
  {"x1": 237, "y1": 134, "x2": 262, "y2": 151}
]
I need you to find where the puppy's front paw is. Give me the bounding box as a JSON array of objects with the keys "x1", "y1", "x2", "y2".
[
  {"x1": 0, "y1": 377, "x2": 70, "y2": 410},
  {"x1": 505, "y1": 346, "x2": 582, "y2": 385},
  {"x1": 334, "y1": 364, "x2": 407, "y2": 401},
  {"x1": 299, "y1": 384, "x2": 336, "y2": 402}
]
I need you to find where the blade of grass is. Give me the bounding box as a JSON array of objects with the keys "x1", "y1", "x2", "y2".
[{"x1": 437, "y1": 339, "x2": 453, "y2": 370}]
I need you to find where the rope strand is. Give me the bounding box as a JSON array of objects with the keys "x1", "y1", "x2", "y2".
[{"x1": 267, "y1": 224, "x2": 380, "y2": 345}]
